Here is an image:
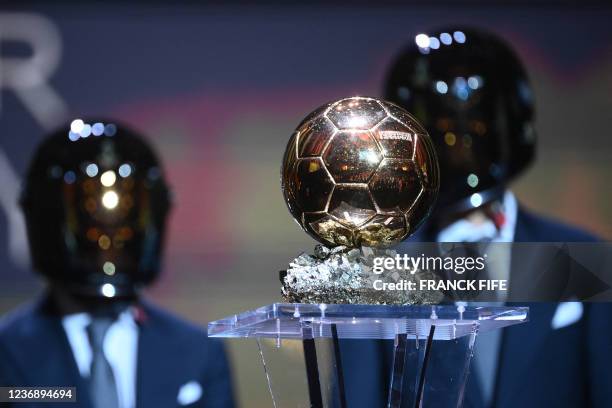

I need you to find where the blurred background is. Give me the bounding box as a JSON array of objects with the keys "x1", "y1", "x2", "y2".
[{"x1": 0, "y1": 2, "x2": 610, "y2": 406}]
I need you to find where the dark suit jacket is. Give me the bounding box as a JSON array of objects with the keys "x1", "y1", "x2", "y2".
[
  {"x1": 0, "y1": 298, "x2": 235, "y2": 408},
  {"x1": 339, "y1": 207, "x2": 612, "y2": 408}
]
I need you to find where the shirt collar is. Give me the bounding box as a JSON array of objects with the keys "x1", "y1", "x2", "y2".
[{"x1": 61, "y1": 307, "x2": 138, "y2": 328}]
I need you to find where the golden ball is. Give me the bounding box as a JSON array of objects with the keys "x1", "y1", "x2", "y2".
[{"x1": 281, "y1": 96, "x2": 439, "y2": 248}]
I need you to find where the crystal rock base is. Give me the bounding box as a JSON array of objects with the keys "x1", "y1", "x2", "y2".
[{"x1": 281, "y1": 245, "x2": 443, "y2": 305}]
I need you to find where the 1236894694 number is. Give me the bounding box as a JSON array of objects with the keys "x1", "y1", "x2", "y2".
[{"x1": 0, "y1": 387, "x2": 76, "y2": 402}]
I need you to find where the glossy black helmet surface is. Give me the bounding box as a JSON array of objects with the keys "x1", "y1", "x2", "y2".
[
  {"x1": 384, "y1": 27, "x2": 536, "y2": 214},
  {"x1": 20, "y1": 119, "x2": 171, "y2": 298}
]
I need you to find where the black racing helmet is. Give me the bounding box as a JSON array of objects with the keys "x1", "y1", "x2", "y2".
[
  {"x1": 384, "y1": 27, "x2": 536, "y2": 215},
  {"x1": 20, "y1": 119, "x2": 171, "y2": 298}
]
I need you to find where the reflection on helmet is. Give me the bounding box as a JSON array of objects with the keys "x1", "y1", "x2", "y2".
[
  {"x1": 384, "y1": 27, "x2": 536, "y2": 214},
  {"x1": 20, "y1": 119, "x2": 171, "y2": 299}
]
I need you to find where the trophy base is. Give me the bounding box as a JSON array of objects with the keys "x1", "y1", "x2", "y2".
[{"x1": 209, "y1": 303, "x2": 528, "y2": 407}]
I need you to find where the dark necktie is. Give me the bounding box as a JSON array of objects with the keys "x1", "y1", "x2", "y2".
[{"x1": 87, "y1": 317, "x2": 120, "y2": 408}]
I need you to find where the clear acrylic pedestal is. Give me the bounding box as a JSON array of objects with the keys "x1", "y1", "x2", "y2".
[{"x1": 208, "y1": 303, "x2": 529, "y2": 408}]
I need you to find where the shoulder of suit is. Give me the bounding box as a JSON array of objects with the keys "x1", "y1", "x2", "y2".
[
  {"x1": 0, "y1": 299, "x2": 217, "y2": 345},
  {"x1": 517, "y1": 207, "x2": 601, "y2": 242},
  {"x1": 0, "y1": 301, "x2": 40, "y2": 335},
  {"x1": 140, "y1": 301, "x2": 219, "y2": 343},
  {"x1": 139, "y1": 302, "x2": 228, "y2": 365}
]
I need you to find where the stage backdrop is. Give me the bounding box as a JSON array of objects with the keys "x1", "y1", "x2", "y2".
[{"x1": 0, "y1": 3, "x2": 611, "y2": 407}]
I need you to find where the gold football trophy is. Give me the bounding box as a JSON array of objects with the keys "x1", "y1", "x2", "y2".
[{"x1": 280, "y1": 97, "x2": 441, "y2": 305}]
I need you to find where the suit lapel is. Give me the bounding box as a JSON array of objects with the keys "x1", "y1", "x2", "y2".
[
  {"x1": 6, "y1": 298, "x2": 92, "y2": 407},
  {"x1": 135, "y1": 304, "x2": 182, "y2": 408},
  {"x1": 494, "y1": 209, "x2": 554, "y2": 407},
  {"x1": 513, "y1": 207, "x2": 531, "y2": 243},
  {"x1": 494, "y1": 303, "x2": 555, "y2": 408}
]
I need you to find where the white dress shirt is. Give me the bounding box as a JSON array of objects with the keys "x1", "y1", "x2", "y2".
[{"x1": 62, "y1": 309, "x2": 139, "y2": 408}]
